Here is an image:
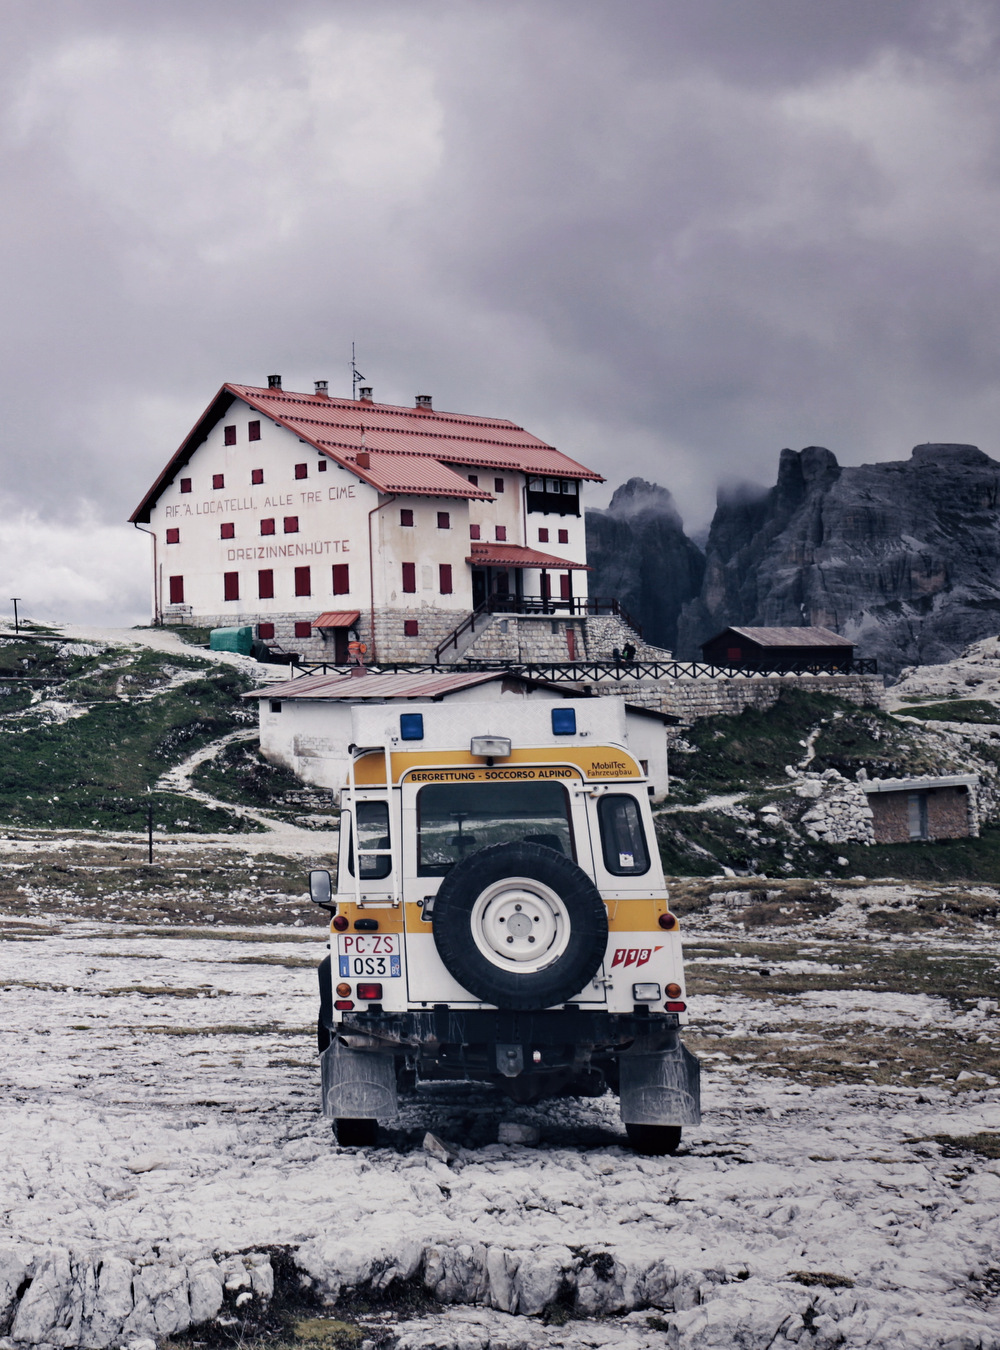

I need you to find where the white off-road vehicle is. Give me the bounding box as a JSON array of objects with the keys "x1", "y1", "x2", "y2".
[{"x1": 309, "y1": 698, "x2": 700, "y2": 1153}]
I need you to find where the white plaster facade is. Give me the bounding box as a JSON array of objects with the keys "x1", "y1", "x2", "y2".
[{"x1": 131, "y1": 380, "x2": 599, "y2": 662}]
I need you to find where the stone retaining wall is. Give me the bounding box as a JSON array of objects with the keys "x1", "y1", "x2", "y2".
[{"x1": 586, "y1": 673, "x2": 885, "y2": 726}]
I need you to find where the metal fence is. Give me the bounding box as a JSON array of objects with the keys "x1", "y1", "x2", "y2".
[{"x1": 287, "y1": 657, "x2": 878, "y2": 681}]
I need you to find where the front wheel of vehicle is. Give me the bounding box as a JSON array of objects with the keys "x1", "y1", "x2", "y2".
[
  {"x1": 335, "y1": 1117, "x2": 378, "y2": 1147},
  {"x1": 625, "y1": 1123, "x2": 681, "y2": 1156}
]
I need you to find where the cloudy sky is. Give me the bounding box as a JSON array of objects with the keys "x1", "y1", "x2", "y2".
[{"x1": 3, "y1": 0, "x2": 1000, "y2": 624}]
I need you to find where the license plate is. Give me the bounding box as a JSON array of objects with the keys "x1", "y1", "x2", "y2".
[{"x1": 337, "y1": 932, "x2": 401, "y2": 978}]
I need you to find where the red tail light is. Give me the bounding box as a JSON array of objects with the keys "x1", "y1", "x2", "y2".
[
  {"x1": 332, "y1": 915, "x2": 349, "y2": 931},
  {"x1": 357, "y1": 983, "x2": 383, "y2": 1001},
  {"x1": 334, "y1": 999, "x2": 354, "y2": 1010},
  {"x1": 665, "y1": 1000, "x2": 686, "y2": 1012},
  {"x1": 658, "y1": 912, "x2": 678, "y2": 930}
]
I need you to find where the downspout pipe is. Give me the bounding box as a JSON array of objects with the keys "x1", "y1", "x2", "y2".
[
  {"x1": 367, "y1": 493, "x2": 396, "y2": 663},
  {"x1": 133, "y1": 522, "x2": 160, "y2": 625}
]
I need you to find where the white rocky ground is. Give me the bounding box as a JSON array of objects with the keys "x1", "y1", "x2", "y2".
[{"x1": 1, "y1": 896, "x2": 998, "y2": 1350}]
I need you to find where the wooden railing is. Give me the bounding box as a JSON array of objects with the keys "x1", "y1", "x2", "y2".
[{"x1": 288, "y1": 656, "x2": 878, "y2": 680}]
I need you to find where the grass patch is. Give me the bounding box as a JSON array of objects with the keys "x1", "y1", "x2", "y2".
[
  {"x1": 919, "y1": 1133, "x2": 1000, "y2": 1158},
  {"x1": 192, "y1": 741, "x2": 331, "y2": 818},
  {"x1": 790, "y1": 1271, "x2": 854, "y2": 1289},
  {"x1": 896, "y1": 699, "x2": 1000, "y2": 724}
]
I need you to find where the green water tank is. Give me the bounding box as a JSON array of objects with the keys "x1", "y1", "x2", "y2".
[{"x1": 209, "y1": 626, "x2": 254, "y2": 655}]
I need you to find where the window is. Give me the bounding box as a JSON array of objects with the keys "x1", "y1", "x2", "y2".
[
  {"x1": 251, "y1": 468, "x2": 264, "y2": 485},
  {"x1": 468, "y1": 474, "x2": 478, "y2": 486},
  {"x1": 168, "y1": 575, "x2": 184, "y2": 604},
  {"x1": 401, "y1": 562, "x2": 416, "y2": 593},
  {"x1": 224, "y1": 426, "x2": 236, "y2": 446},
  {"x1": 332, "y1": 563, "x2": 350, "y2": 595},
  {"x1": 470, "y1": 524, "x2": 481, "y2": 540},
  {"x1": 295, "y1": 463, "x2": 308, "y2": 480},
  {"x1": 404, "y1": 619, "x2": 419, "y2": 636},
  {"x1": 437, "y1": 511, "x2": 450, "y2": 530},
  {"x1": 598, "y1": 795, "x2": 650, "y2": 876},
  {"x1": 294, "y1": 566, "x2": 311, "y2": 597},
  {"x1": 345, "y1": 801, "x2": 392, "y2": 880},
  {"x1": 417, "y1": 782, "x2": 573, "y2": 876},
  {"x1": 270, "y1": 700, "x2": 281, "y2": 713},
  {"x1": 180, "y1": 478, "x2": 192, "y2": 494},
  {"x1": 260, "y1": 518, "x2": 275, "y2": 536},
  {"x1": 538, "y1": 528, "x2": 549, "y2": 543},
  {"x1": 558, "y1": 529, "x2": 569, "y2": 544},
  {"x1": 165, "y1": 528, "x2": 180, "y2": 544},
  {"x1": 224, "y1": 572, "x2": 239, "y2": 601},
  {"x1": 495, "y1": 525, "x2": 507, "y2": 542},
  {"x1": 318, "y1": 460, "x2": 327, "y2": 472},
  {"x1": 400, "y1": 509, "x2": 414, "y2": 526},
  {"x1": 220, "y1": 522, "x2": 235, "y2": 540},
  {"x1": 213, "y1": 473, "x2": 225, "y2": 489},
  {"x1": 248, "y1": 421, "x2": 261, "y2": 442},
  {"x1": 258, "y1": 570, "x2": 274, "y2": 599},
  {"x1": 258, "y1": 622, "x2": 275, "y2": 639},
  {"x1": 526, "y1": 477, "x2": 579, "y2": 517},
  {"x1": 439, "y1": 564, "x2": 453, "y2": 594},
  {"x1": 294, "y1": 621, "x2": 312, "y2": 638},
  {"x1": 284, "y1": 516, "x2": 299, "y2": 533},
  {"x1": 494, "y1": 477, "x2": 504, "y2": 493},
  {"x1": 562, "y1": 480, "x2": 577, "y2": 495},
  {"x1": 528, "y1": 477, "x2": 543, "y2": 492}
]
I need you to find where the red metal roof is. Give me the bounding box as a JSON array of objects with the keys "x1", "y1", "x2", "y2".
[
  {"x1": 244, "y1": 668, "x2": 514, "y2": 701},
  {"x1": 313, "y1": 611, "x2": 361, "y2": 628},
  {"x1": 131, "y1": 384, "x2": 602, "y2": 522},
  {"x1": 466, "y1": 542, "x2": 591, "y2": 570}
]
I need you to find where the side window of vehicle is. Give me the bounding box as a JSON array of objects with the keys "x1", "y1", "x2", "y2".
[
  {"x1": 597, "y1": 794, "x2": 650, "y2": 876},
  {"x1": 346, "y1": 800, "x2": 392, "y2": 879}
]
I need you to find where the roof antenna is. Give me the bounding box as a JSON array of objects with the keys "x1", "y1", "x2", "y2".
[{"x1": 351, "y1": 342, "x2": 365, "y2": 401}]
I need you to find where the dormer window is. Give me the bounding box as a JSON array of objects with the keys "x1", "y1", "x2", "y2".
[{"x1": 526, "y1": 477, "x2": 580, "y2": 517}]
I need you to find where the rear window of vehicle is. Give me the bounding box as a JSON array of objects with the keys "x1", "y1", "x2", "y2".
[
  {"x1": 345, "y1": 800, "x2": 392, "y2": 880},
  {"x1": 597, "y1": 794, "x2": 650, "y2": 876},
  {"x1": 417, "y1": 781, "x2": 574, "y2": 876}
]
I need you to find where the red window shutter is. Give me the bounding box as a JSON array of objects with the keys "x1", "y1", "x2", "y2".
[
  {"x1": 495, "y1": 525, "x2": 507, "y2": 542},
  {"x1": 295, "y1": 463, "x2": 308, "y2": 480},
  {"x1": 566, "y1": 628, "x2": 576, "y2": 660},
  {"x1": 401, "y1": 562, "x2": 416, "y2": 593},
  {"x1": 165, "y1": 528, "x2": 180, "y2": 544},
  {"x1": 468, "y1": 474, "x2": 478, "y2": 486},
  {"x1": 538, "y1": 528, "x2": 549, "y2": 543},
  {"x1": 400, "y1": 509, "x2": 414, "y2": 526},
  {"x1": 224, "y1": 426, "x2": 236, "y2": 446},
  {"x1": 257, "y1": 621, "x2": 274, "y2": 640},
  {"x1": 404, "y1": 619, "x2": 419, "y2": 636},
  {"x1": 284, "y1": 516, "x2": 299, "y2": 533},
  {"x1": 220, "y1": 522, "x2": 235, "y2": 539},
  {"x1": 224, "y1": 572, "x2": 239, "y2": 601},
  {"x1": 540, "y1": 572, "x2": 550, "y2": 600},
  {"x1": 439, "y1": 564, "x2": 453, "y2": 594},
  {"x1": 251, "y1": 468, "x2": 263, "y2": 485},
  {"x1": 294, "y1": 566, "x2": 311, "y2": 597},
  {"x1": 318, "y1": 460, "x2": 327, "y2": 472},
  {"x1": 258, "y1": 570, "x2": 274, "y2": 600},
  {"x1": 560, "y1": 573, "x2": 571, "y2": 600},
  {"x1": 727, "y1": 647, "x2": 742, "y2": 662},
  {"x1": 470, "y1": 524, "x2": 481, "y2": 540},
  {"x1": 437, "y1": 511, "x2": 450, "y2": 529},
  {"x1": 558, "y1": 529, "x2": 569, "y2": 544},
  {"x1": 180, "y1": 478, "x2": 192, "y2": 494},
  {"x1": 332, "y1": 564, "x2": 350, "y2": 595},
  {"x1": 168, "y1": 576, "x2": 184, "y2": 604},
  {"x1": 248, "y1": 421, "x2": 261, "y2": 442},
  {"x1": 213, "y1": 473, "x2": 225, "y2": 489},
  {"x1": 494, "y1": 477, "x2": 504, "y2": 493},
  {"x1": 294, "y1": 621, "x2": 312, "y2": 638},
  {"x1": 260, "y1": 518, "x2": 275, "y2": 536}
]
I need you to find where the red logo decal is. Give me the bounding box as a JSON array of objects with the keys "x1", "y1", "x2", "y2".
[{"x1": 611, "y1": 945, "x2": 663, "y2": 970}]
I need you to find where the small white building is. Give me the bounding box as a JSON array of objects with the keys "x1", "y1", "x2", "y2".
[
  {"x1": 130, "y1": 377, "x2": 603, "y2": 663},
  {"x1": 247, "y1": 668, "x2": 673, "y2": 800}
]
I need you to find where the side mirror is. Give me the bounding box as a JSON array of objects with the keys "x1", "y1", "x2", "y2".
[{"x1": 309, "y1": 869, "x2": 333, "y2": 908}]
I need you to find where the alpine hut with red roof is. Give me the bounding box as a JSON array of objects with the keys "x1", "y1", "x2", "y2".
[{"x1": 130, "y1": 377, "x2": 604, "y2": 663}]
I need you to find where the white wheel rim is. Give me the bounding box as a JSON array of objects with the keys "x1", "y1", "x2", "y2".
[{"x1": 470, "y1": 876, "x2": 571, "y2": 974}]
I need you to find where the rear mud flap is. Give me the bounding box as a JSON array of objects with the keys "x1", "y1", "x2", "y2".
[
  {"x1": 618, "y1": 1042, "x2": 701, "y2": 1127},
  {"x1": 320, "y1": 1040, "x2": 398, "y2": 1122}
]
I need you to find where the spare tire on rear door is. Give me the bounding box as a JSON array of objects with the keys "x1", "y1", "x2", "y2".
[{"x1": 431, "y1": 841, "x2": 608, "y2": 1010}]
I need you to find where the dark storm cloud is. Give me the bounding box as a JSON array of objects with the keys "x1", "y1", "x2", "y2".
[{"x1": 2, "y1": 0, "x2": 1000, "y2": 620}]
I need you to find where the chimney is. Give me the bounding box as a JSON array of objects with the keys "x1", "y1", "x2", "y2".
[
  {"x1": 358, "y1": 385, "x2": 373, "y2": 402},
  {"x1": 314, "y1": 380, "x2": 329, "y2": 397},
  {"x1": 415, "y1": 394, "x2": 432, "y2": 410},
  {"x1": 267, "y1": 374, "x2": 282, "y2": 389},
  {"x1": 356, "y1": 450, "x2": 370, "y2": 469}
]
